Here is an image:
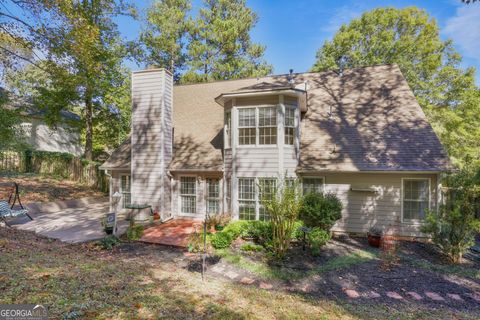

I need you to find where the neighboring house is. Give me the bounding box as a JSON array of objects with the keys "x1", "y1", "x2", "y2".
[
  {"x1": 100, "y1": 64, "x2": 451, "y2": 237},
  {"x1": 3, "y1": 93, "x2": 83, "y2": 156}
]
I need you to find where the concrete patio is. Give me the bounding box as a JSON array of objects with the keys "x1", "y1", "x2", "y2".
[{"x1": 6, "y1": 197, "x2": 129, "y2": 243}]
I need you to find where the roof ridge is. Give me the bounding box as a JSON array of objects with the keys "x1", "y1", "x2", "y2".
[{"x1": 172, "y1": 64, "x2": 398, "y2": 88}]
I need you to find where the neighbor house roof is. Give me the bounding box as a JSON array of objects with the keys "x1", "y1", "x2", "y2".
[{"x1": 102, "y1": 64, "x2": 452, "y2": 173}]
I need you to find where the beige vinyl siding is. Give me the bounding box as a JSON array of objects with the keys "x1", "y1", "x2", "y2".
[
  {"x1": 131, "y1": 69, "x2": 173, "y2": 215},
  {"x1": 235, "y1": 147, "x2": 279, "y2": 176},
  {"x1": 320, "y1": 172, "x2": 438, "y2": 237},
  {"x1": 236, "y1": 95, "x2": 278, "y2": 106},
  {"x1": 283, "y1": 146, "x2": 298, "y2": 176},
  {"x1": 224, "y1": 149, "x2": 233, "y2": 175}
]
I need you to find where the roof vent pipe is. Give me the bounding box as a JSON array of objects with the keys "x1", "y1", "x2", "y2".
[{"x1": 288, "y1": 69, "x2": 294, "y2": 84}]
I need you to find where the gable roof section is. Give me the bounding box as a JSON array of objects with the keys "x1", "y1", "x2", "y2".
[
  {"x1": 99, "y1": 136, "x2": 131, "y2": 170},
  {"x1": 101, "y1": 64, "x2": 451, "y2": 172}
]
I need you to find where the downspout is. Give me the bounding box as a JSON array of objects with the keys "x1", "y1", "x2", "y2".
[
  {"x1": 105, "y1": 169, "x2": 112, "y2": 212},
  {"x1": 165, "y1": 170, "x2": 174, "y2": 222}
]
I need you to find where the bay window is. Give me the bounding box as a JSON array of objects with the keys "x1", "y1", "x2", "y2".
[
  {"x1": 259, "y1": 178, "x2": 277, "y2": 221},
  {"x1": 285, "y1": 107, "x2": 295, "y2": 145},
  {"x1": 238, "y1": 178, "x2": 256, "y2": 220},
  {"x1": 258, "y1": 107, "x2": 277, "y2": 145},
  {"x1": 206, "y1": 178, "x2": 220, "y2": 214},
  {"x1": 238, "y1": 108, "x2": 256, "y2": 145},
  {"x1": 402, "y1": 179, "x2": 430, "y2": 221},
  {"x1": 180, "y1": 177, "x2": 196, "y2": 214}
]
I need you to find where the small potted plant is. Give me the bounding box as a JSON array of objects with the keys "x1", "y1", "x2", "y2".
[
  {"x1": 153, "y1": 211, "x2": 161, "y2": 221},
  {"x1": 367, "y1": 225, "x2": 383, "y2": 247}
]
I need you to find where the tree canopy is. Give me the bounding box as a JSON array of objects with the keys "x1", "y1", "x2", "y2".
[{"x1": 312, "y1": 7, "x2": 480, "y2": 167}]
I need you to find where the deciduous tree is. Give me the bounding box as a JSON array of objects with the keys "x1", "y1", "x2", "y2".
[{"x1": 312, "y1": 7, "x2": 480, "y2": 167}]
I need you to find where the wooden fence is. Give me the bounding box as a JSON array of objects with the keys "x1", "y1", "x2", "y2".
[{"x1": 0, "y1": 151, "x2": 108, "y2": 192}]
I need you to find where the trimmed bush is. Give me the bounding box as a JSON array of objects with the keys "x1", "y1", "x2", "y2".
[
  {"x1": 308, "y1": 228, "x2": 331, "y2": 256},
  {"x1": 299, "y1": 192, "x2": 342, "y2": 231},
  {"x1": 241, "y1": 243, "x2": 264, "y2": 252},
  {"x1": 99, "y1": 235, "x2": 120, "y2": 250},
  {"x1": 222, "y1": 220, "x2": 251, "y2": 240},
  {"x1": 210, "y1": 232, "x2": 233, "y2": 249},
  {"x1": 244, "y1": 221, "x2": 272, "y2": 245}
]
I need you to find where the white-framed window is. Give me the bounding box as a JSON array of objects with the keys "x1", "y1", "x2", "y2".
[
  {"x1": 180, "y1": 177, "x2": 196, "y2": 214},
  {"x1": 225, "y1": 111, "x2": 232, "y2": 148},
  {"x1": 226, "y1": 178, "x2": 231, "y2": 212},
  {"x1": 258, "y1": 107, "x2": 277, "y2": 145},
  {"x1": 284, "y1": 107, "x2": 295, "y2": 145},
  {"x1": 19, "y1": 122, "x2": 33, "y2": 138},
  {"x1": 120, "y1": 175, "x2": 131, "y2": 208},
  {"x1": 238, "y1": 108, "x2": 256, "y2": 145},
  {"x1": 258, "y1": 178, "x2": 277, "y2": 221},
  {"x1": 238, "y1": 106, "x2": 278, "y2": 146},
  {"x1": 302, "y1": 177, "x2": 325, "y2": 195},
  {"x1": 206, "y1": 178, "x2": 220, "y2": 214},
  {"x1": 238, "y1": 178, "x2": 256, "y2": 220},
  {"x1": 402, "y1": 178, "x2": 430, "y2": 221}
]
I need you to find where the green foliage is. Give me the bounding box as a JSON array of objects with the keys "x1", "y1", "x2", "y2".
[
  {"x1": 126, "y1": 224, "x2": 144, "y2": 241},
  {"x1": 308, "y1": 228, "x2": 331, "y2": 256},
  {"x1": 0, "y1": 91, "x2": 26, "y2": 151},
  {"x1": 141, "y1": 0, "x2": 192, "y2": 79},
  {"x1": 210, "y1": 231, "x2": 232, "y2": 249},
  {"x1": 299, "y1": 192, "x2": 342, "y2": 231},
  {"x1": 181, "y1": 0, "x2": 272, "y2": 83},
  {"x1": 99, "y1": 235, "x2": 120, "y2": 250},
  {"x1": 311, "y1": 7, "x2": 479, "y2": 168},
  {"x1": 221, "y1": 220, "x2": 251, "y2": 240},
  {"x1": 187, "y1": 227, "x2": 206, "y2": 252},
  {"x1": 260, "y1": 179, "x2": 303, "y2": 259},
  {"x1": 243, "y1": 221, "x2": 272, "y2": 244},
  {"x1": 421, "y1": 164, "x2": 480, "y2": 263},
  {"x1": 240, "y1": 243, "x2": 263, "y2": 252}
]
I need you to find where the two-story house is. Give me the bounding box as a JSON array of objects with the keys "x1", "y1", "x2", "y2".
[{"x1": 100, "y1": 64, "x2": 451, "y2": 237}]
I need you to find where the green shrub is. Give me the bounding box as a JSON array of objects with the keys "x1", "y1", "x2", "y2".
[
  {"x1": 187, "y1": 228, "x2": 207, "y2": 252},
  {"x1": 244, "y1": 221, "x2": 272, "y2": 244},
  {"x1": 222, "y1": 220, "x2": 251, "y2": 240},
  {"x1": 260, "y1": 179, "x2": 303, "y2": 259},
  {"x1": 99, "y1": 235, "x2": 120, "y2": 250},
  {"x1": 241, "y1": 243, "x2": 264, "y2": 252},
  {"x1": 308, "y1": 228, "x2": 331, "y2": 256},
  {"x1": 292, "y1": 220, "x2": 306, "y2": 241},
  {"x1": 421, "y1": 164, "x2": 480, "y2": 264},
  {"x1": 126, "y1": 224, "x2": 144, "y2": 241},
  {"x1": 210, "y1": 232, "x2": 233, "y2": 249},
  {"x1": 299, "y1": 192, "x2": 342, "y2": 231}
]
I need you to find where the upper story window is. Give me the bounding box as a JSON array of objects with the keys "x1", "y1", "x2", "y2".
[
  {"x1": 285, "y1": 107, "x2": 295, "y2": 145},
  {"x1": 238, "y1": 106, "x2": 277, "y2": 146},
  {"x1": 238, "y1": 108, "x2": 256, "y2": 145},
  {"x1": 225, "y1": 111, "x2": 232, "y2": 148}
]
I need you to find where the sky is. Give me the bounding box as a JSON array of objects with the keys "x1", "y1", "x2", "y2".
[{"x1": 115, "y1": 0, "x2": 480, "y2": 84}]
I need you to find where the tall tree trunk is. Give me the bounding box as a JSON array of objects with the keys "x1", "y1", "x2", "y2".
[{"x1": 84, "y1": 85, "x2": 93, "y2": 160}]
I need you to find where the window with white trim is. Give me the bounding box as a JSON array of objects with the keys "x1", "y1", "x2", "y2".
[
  {"x1": 225, "y1": 111, "x2": 232, "y2": 148},
  {"x1": 258, "y1": 107, "x2": 277, "y2": 145},
  {"x1": 259, "y1": 178, "x2": 277, "y2": 221},
  {"x1": 238, "y1": 108, "x2": 256, "y2": 145},
  {"x1": 238, "y1": 178, "x2": 256, "y2": 220},
  {"x1": 284, "y1": 107, "x2": 295, "y2": 145},
  {"x1": 120, "y1": 175, "x2": 131, "y2": 208},
  {"x1": 402, "y1": 179, "x2": 430, "y2": 221},
  {"x1": 226, "y1": 178, "x2": 231, "y2": 212},
  {"x1": 302, "y1": 178, "x2": 324, "y2": 195},
  {"x1": 206, "y1": 178, "x2": 220, "y2": 214},
  {"x1": 180, "y1": 177, "x2": 196, "y2": 214}
]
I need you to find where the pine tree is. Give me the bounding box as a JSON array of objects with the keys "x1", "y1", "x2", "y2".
[{"x1": 181, "y1": 0, "x2": 272, "y2": 83}]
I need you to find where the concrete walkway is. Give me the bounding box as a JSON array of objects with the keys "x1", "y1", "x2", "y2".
[{"x1": 7, "y1": 197, "x2": 128, "y2": 243}]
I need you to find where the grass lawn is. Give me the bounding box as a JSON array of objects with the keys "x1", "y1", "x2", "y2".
[{"x1": 1, "y1": 227, "x2": 479, "y2": 319}]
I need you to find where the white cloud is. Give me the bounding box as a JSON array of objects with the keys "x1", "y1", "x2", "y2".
[
  {"x1": 444, "y1": 5, "x2": 480, "y2": 61},
  {"x1": 323, "y1": 5, "x2": 364, "y2": 33}
]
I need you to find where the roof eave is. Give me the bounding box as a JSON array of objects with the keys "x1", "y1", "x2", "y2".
[{"x1": 215, "y1": 88, "x2": 306, "y2": 107}]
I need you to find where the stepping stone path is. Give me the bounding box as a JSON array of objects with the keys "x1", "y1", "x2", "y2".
[
  {"x1": 225, "y1": 270, "x2": 239, "y2": 280},
  {"x1": 386, "y1": 291, "x2": 403, "y2": 300},
  {"x1": 362, "y1": 291, "x2": 381, "y2": 299},
  {"x1": 447, "y1": 293, "x2": 463, "y2": 301},
  {"x1": 240, "y1": 277, "x2": 255, "y2": 285},
  {"x1": 425, "y1": 292, "x2": 445, "y2": 301},
  {"x1": 259, "y1": 282, "x2": 273, "y2": 290},
  {"x1": 407, "y1": 292, "x2": 423, "y2": 300},
  {"x1": 344, "y1": 289, "x2": 360, "y2": 298}
]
